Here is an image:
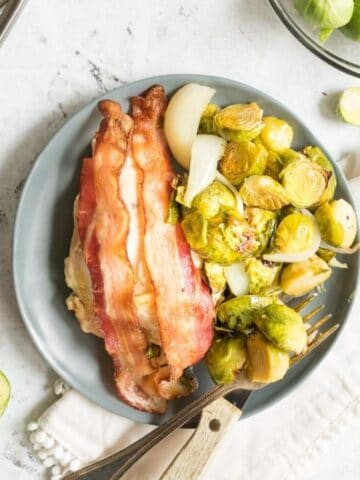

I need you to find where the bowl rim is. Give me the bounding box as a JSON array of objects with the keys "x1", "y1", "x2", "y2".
[{"x1": 268, "y1": 0, "x2": 360, "y2": 78}]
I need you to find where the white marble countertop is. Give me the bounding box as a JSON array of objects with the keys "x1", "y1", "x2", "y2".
[{"x1": 0, "y1": 1, "x2": 359, "y2": 479}]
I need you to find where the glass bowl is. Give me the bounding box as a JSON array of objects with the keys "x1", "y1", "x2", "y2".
[{"x1": 269, "y1": 0, "x2": 360, "y2": 77}]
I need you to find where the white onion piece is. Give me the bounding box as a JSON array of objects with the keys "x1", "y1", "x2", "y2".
[
  {"x1": 224, "y1": 263, "x2": 249, "y2": 296},
  {"x1": 263, "y1": 210, "x2": 321, "y2": 263},
  {"x1": 328, "y1": 257, "x2": 348, "y2": 269},
  {"x1": 215, "y1": 171, "x2": 244, "y2": 215},
  {"x1": 320, "y1": 240, "x2": 360, "y2": 255},
  {"x1": 184, "y1": 135, "x2": 226, "y2": 205},
  {"x1": 164, "y1": 83, "x2": 216, "y2": 169}
]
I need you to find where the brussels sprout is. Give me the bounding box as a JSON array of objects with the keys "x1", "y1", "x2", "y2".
[
  {"x1": 245, "y1": 207, "x2": 278, "y2": 253},
  {"x1": 204, "y1": 262, "x2": 226, "y2": 294},
  {"x1": 264, "y1": 150, "x2": 283, "y2": 180},
  {"x1": 246, "y1": 332, "x2": 290, "y2": 383},
  {"x1": 166, "y1": 190, "x2": 180, "y2": 224},
  {"x1": 239, "y1": 175, "x2": 290, "y2": 210},
  {"x1": 271, "y1": 213, "x2": 318, "y2": 256},
  {"x1": 317, "y1": 247, "x2": 336, "y2": 263},
  {"x1": 214, "y1": 103, "x2": 264, "y2": 142},
  {"x1": 217, "y1": 295, "x2": 279, "y2": 331},
  {"x1": 280, "y1": 255, "x2": 332, "y2": 297},
  {"x1": 279, "y1": 157, "x2": 330, "y2": 208},
  {"x1": 341, "y1": 0, "x2": 360, "y2": 40},
  {"x1": 192, "y1": 181, "x2": 236, "y2": 219},
  {"x1": 315, "y1": 199, "x2": 357, "y2": 248},
  {"x1": 182, "y1": 208, "x2": 258, "y2": 265},
  {"x1": 280, "y1": 148, "x2": 308, "y2": 168},
  {"x1": 219, "y1": 141, "x2": 268, "y2": 186},
  {"x1": 303, "y1": 146, "x2": 337, "y2": 204},
  {"x1": 295, "y1": 0, "x2": 354, "y2": 41},
  {"x1": 245, "y1": 258, "x2": 282, "y2": 295},
  {"x1": 206, "y1": 334, "x2": 247, "y2": 384},
  {"x1": 260, "y1": 116, "x2": 294, "y2": 152},
  {"x1": 255, "y1": 304, "x2": 307, "y2": 354},
  {"x1": 198, "y1": 103, "x2": 221, "y2": 134}
]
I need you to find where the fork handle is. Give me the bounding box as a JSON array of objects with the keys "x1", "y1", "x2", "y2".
[{"x1": 65, "y1": 384, "x2": 250, "y2": 480}]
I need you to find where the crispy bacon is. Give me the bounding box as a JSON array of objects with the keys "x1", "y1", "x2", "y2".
[
  {"x1": 77, "y1": 100, "x2": 166, "y2": 413},
  {"x1": 131, "y1": 86, "x2": 215, "y2": 380}
]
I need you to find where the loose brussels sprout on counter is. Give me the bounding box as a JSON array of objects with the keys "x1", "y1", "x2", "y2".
[
  {"x1": 204, "y1": 262, "x2": 226, "y2": 294},
  {"x1": 280, "y1": 255, "x2": 332, "y2": 297},
  {"x1": 315, "y1": 199, "x2": 357, "y2": 248},
  {"x1": 206, "y1": 334, "x2": 247, "y2": 384},
  {"x1": 198, "y1": 103, "x2": 221, "y2": 135},
  {"x1": 192, "y1": 181, "x2": 236, "y2": 219},
  {"x1": 239, "y1": 175, "x2": 290, "y2": 210},
  {"x1": 246, "y1": 332, "x2": 290, "y2": 383},
  {"x1": 219, "y1": 140, "x2": 267, "y2": 186},
  {"x1": 279, "y1": 157, "x2": 330, "y2": 209},
  {"x1": 245, "y1": 258, "x2": 282, "y2": 295},
  {"x1": 303, "y1": 146, "x2": 336, "y2": 205},
  {"x1": 182, "y1": 208, "x2": 258, "y2": 265},
  {"x1": 245, "y1": 207, "x2": 278, "y2": 253},
  {"x1": 217, "y1": 295, "x2": 279, "y2": 331},
  {"x1": 214, "y1": 102, "x2": 264, "y2": 142},
  {"x1": 260, "y1": 116, "x2": 294, "y2": 153},
  {"x1": 255, "y1": 304, "x2": 307, "y2": 354}
]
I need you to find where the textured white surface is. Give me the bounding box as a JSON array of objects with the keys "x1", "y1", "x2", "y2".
[{"x1": 0, "y1": 1, "x2": 359, "y2": 479}]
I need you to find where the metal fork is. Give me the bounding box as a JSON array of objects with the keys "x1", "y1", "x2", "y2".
[{"x1": 65, "y1": 295, "x2": 339, "y2": 480}]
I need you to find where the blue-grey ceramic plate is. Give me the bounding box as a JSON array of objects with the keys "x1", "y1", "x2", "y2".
[{"x1": 13, "y1": 74, "x2": 359, "y2": 425}]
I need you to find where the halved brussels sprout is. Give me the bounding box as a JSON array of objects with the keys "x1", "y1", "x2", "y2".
[
  {"x1": 260, "y1": 116, "x2": 293, "y2": 152},
  {"x1": 280, "y1": 148, "x2": 308, "y2": 168},
  {"x1": 198, "y1": 103, "x2": 221, "y2": 135},
  {"x1": 255, "y1": 304, "x2": 307, "y2": 354},
  {"x1": 264, "y1": 150, "x2": 283, "y2": 180},
  {"x1": 204, "y1": 262, "x2": 226, "y2": 294},
  {"x1": 206, "y1": 334, "x2": 247, "y2": 384},
  {"x1": 280, "y1": 255, "x2": 332, "y2": 297},
  {"x1": 239, "y1": 175, "x2": 290, "y2": 210},
  {"x1": 219, "y1": 141, "x2": 268, "y2": 186},
  {"x1": 246, "y1": 332, "x2": 290, "y2": 383},
  {"x1": 245, "y1": 207, "x2": 278, "y2": 253},
  {"x1": 182, "y1": 208, "x2": 257, "y2": 265},
  {"x1": 245, "y1": 258, "x2": 282, "y2": 295},
  {"x1": 279, "y1": 157, "x2": 330, "y2": 208},
  {"x1": 315, "y1": 199, "x2": 357, "y2": 248},
  {"x1": 217, "y1": 295, "x2": 279, "y2": 331},
  {"x1": 215, "y1": 103, "x2": 264, "y2": 142},
  {"x1": 303, "y1": 146, "x2": 337, "y2": 205},
  {"x1": 192, "y1": 181, "x2": 236, "y2": 219}
]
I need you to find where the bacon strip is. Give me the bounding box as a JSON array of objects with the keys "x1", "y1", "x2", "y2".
[
  {"x1": 131, "y1": 86, "x2": 215, "y2": 380},
  {"x1": 77, "y1": 100, "x2": 165, "y2": 413}
]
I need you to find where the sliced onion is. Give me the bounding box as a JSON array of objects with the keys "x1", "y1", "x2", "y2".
[
  {"x1": 328, "y1": 257, "x2": 348, "y2": 269},
  {"x1": 164, "y1": 83, "x2": 216, "y2": 169},
  {"x1": 263, "y1": 210, "x2": 321, "y2": 263},
  {"x1": 224, "y1": 263, "x2": 249, "y2": 296},
  {"x1": 184, "y1": 135, "x2": 226, "y2": 205},
  {"x1": 215, "y1": 171, "x2": 244, "y2": 215},
  {"x1": 320, "y1": 240, "x2": 360, "y2": 255}
]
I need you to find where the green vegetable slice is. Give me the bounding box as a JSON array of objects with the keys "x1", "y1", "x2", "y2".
[
  {"x1": 338, "y1": 87, "x2": 360, "y2": 126},
  {"x1": 0, "y1": 371, "x2": 10, "y2": 416}
]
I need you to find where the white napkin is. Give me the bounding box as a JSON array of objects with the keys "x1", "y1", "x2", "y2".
[{"x1": 27, "y1": 155, "x2": 360, "y2": 480}]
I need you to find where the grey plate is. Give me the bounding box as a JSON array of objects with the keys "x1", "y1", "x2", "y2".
[{"x1": 13, "y1": 74, "x2": 359, "y2": 425}]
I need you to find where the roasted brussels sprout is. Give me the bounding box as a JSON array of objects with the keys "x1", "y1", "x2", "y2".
[
  {"x1": 219, "y1": 141, "x2": 267, "y2": 186},
  {"x1": 182, "y1": 208, "x2": 257, "y2": 265},
  {"x1": 260, "y1": 116, "x2": 293, "y2": 152},
  {"x1": 245, "y1": 258, "x2": 282, "y2": 295},
  {"x1": 204, "y1": 262, "x2": 226, "y2": 294},
  {"x1": 303, "y1": 146, "x2": 336, "y2": 205},
  {"x1": 280, "y1": 148, "x2": 308, "y2": 168},
  {"x1": 315, "y1": 199, "x2": 357, "y2": 248},
  {"x1": 255, "y1": 304, "x2": 307, "y2": 354},
  {"x1": 341, "y1": 0, "x2": 360, "y2": 40},
  {"x1": 279, "y1": 157, "x2": 330, "y2": 208},
  {"x1": 192, "y1": 181, "x2": 236, "y2": 219},
  {"x1": 245, "y1": 207, "x2": 278, "y2": 253},
  {"x1": 239, "y1": 175, "x2": 290, "y2": 210},
  {"x1": 264, "y1": 150, "x2": 283, "y2": 180},
  {"x1": 166, "y1": 190, "x2": 180, "y2": 224},
  {"x1": 246, "y1": 332, "x2": 290, "y2": 383},
  {"x1": 206, "y1": 334, "x2": 247, "y2": 384},
  {"x1": 217, "y1": 295, "x2": 279, "y2": 331},
  {"x1": 295, "y1": 0, "x2": 354, "y2": 41},
  {"x1": 280, "y1": 255, "x2": 332, "y2": 297},
  {"x1": 214, "y1": 103, "x2": 264, "y2": 142},
  {"x1": 198, "y1": 103, "x2": 221, "y2": 134}
]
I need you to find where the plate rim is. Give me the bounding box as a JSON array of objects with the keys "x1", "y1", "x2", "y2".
[{"x1": 12, "y1": 73, "x2": 359, "y2": 424}]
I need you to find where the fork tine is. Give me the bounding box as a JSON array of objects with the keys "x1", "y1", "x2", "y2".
[
  {"x1": 290, "y1": 323, "x2": 339, "y2": 366},
  {"x1": 302, "y1": 304, "x2": 324, "y2": 323},
  {"x1": 307, "y1": 313, "x2": 333, "y2": 335},
  {"x1": 294, "y1": 293, "x2": 317, "y2": 313}
]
